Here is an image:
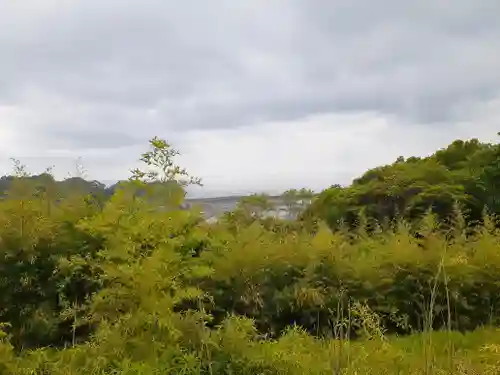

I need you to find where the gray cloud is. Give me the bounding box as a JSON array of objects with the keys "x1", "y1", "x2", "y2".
[{"x1": 1, "y1": 0, "x2": 500, "y2": 166}]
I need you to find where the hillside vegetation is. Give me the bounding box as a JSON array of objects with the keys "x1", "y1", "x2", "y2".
[{"x1": 2, "y1": 136, "x2": 500, "y2": 374}]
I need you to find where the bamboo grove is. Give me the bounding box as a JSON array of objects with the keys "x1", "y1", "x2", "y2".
[{"x1": 2, "y1": 136, "x2": 500, "y2": 373}]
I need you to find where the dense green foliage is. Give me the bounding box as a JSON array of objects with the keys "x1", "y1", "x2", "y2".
[
  {"x1": 2, "y1": 136, "x2": 500, "y2": 373},
  {"x1": 306, "y1": 137, "x2": 500, "y2": 230}
]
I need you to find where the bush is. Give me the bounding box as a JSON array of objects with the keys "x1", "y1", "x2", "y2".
[{"x1": 2, "y1": 136, "x2": 500, "y2": 373}]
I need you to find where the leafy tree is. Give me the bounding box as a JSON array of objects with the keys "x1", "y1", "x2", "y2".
[
  {"x1": 130, "y1": 136, "x2": 202, "y2": 187},
  {"x1": 129, "y1": 136, "x2": 202, "y2": 210},
  {"x1": 308, "y1": 136, "x2": 500, "y2": 230}
]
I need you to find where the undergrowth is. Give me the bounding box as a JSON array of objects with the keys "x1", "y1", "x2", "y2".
[{"x1": 2, "y1": 138, "x2": 500, "y2": 374}]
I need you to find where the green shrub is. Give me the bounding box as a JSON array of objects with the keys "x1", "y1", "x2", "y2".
[{"x1": 3, "y1": 136, "x2": 500, "y2": 374}]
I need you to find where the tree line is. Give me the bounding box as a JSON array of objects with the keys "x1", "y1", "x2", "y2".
[{"x1": 305, "y1": 136, "x2": 500, "y2": 231}]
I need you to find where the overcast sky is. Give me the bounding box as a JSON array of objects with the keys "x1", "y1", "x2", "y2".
[{"x1": 1, "y1": 0, "x2": 500, "y2": 197}]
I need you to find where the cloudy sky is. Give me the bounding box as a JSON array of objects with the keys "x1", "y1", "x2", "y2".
[{"x1": 1, "y1": 0, "x2": 500, "y2": 197}]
